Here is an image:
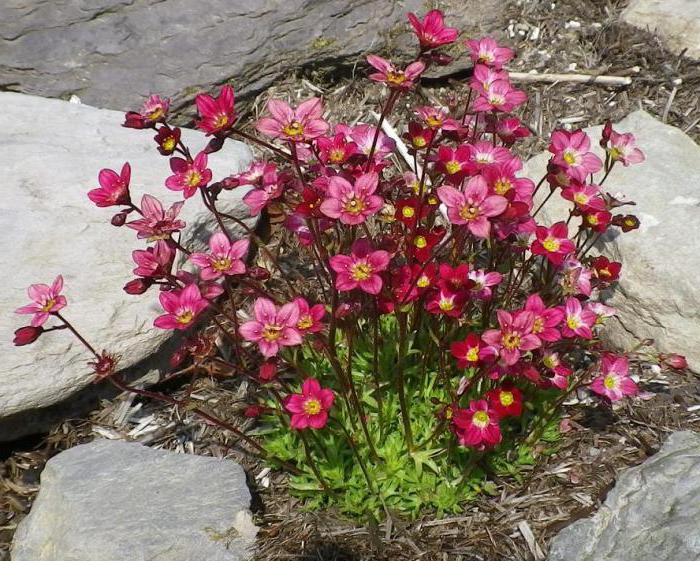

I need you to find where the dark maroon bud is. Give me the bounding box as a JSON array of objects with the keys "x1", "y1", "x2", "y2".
[
  {"x1": 248, "y1": 267, "x2": 271, "y2": 281},
  {"x1": 600, "y1": 120, "x2": 613, "y2": 148},
  {"x1": 244, "y1": 405, "x2": 264, "y2": 418},
  {"x1": 13, "y1": 326, "x2": 44, "y2": 346},
  {"x1": 123, "y1": 278, "x2": 153, "y2": 295},
  {"x1": 205, "y1": 136, "x2": 225, "y2": 154},
  {"x1": 111, "y1": 211, "x2": 128, "y2": 226},
  {"x1": 169, "y1": 347, "x2": 189, "y2": 369}
]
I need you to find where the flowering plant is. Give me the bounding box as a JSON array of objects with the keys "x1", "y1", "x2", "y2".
[{"x1": 14, "y1": 10, "x2": 678, "y2": 518}]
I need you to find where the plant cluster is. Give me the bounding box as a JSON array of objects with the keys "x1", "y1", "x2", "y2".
[{"x1": 13, "y1": 9, "x2": 687, "y2": 518}]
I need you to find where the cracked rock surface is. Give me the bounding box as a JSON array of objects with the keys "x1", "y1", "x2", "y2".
[
  {"x1": 524, "y1": 111, "x2": 700, "y2": 372},
  {"x1": 11, "y1": 439, "x2": 258, "y2": 561},
  {"x1": 548, "y1": 431, "x2": 700, "y2": 561}
]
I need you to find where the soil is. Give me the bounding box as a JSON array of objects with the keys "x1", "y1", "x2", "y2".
[{"x1": 2, "y1": 0, "x2": 700, "y2": 560}]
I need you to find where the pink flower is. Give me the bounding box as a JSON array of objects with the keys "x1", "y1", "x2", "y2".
[
  {"x1": 608, "y1": 131, "x2": 645, "y2": 166},
  {"x1": 437, "y1": 176, "x2": 508, "y2": 238},
  {"x1": 88, "y1": 163, "x2": 132, "y2": 207},
  {"x1": 549, "y1": 130, "x2": 603, "y2": 182},
  {"x1": 468, "y1": 269, "x2": 503, "y2": 300},
  {"x1": 415, "y1": 106, "x2": 460, "y2": 130},
  {"x1": 466, "y1": 37, "x2": 514, "y2": 69},
  {"x1": 132, "y1": 240, "x2": 174, "y2": 278},
  {"x1": 542, "y1": 351, "x2": 573, "y2": 389},
  {"x1": 407, "y1": 10, "x2": 459, "y2": 49},
  {"x1": 15, "y1": 275, "x2": 67, "y2": 327},
  {"x1": 239, "y1": 298, "x2": 302, "y2": 357},
  {"x1": 590, "y1": 354, "x2": 638, "y2": 401},
  {"x1": 341, "y1": 124, "x2": 396, "y2": 161},
  {"x1": 470, "y1": 64, "x2": 507, "y2": 94},
  {"x1": 153, "y1": 284, "x2": 209, "y2": 331},
  {"x1": 482, "y1": 310, "x2": 541, "y2": 365},
  {"x1": 560, "y1": 297, "x2": 596, "y2": 339},
  {"x1": 472, "y1": 80, "x2": 527, "y2": 113},
  {"x1": 126, "y1": 194, "x2": 186, "y2": 240},
  {"x1": 523, "y1": 294, "x2": 564, "y2": 342},
  {"x1": 482, "y1": 158, "x2": 535, "y2": 203},
  {"x1": 560, "y1": 258, "x2": 593, "y2": 297},
  {"x1": 293, "y1": 297, "x2": 326, "y2": 334},
  {"x1": 320, "y1": 172, "x2": 384, "y2": 225},
  {"x1": 366, "y1": 55, "x2": 425, "y2": 90},
  {"x1": 452, "y1": 400, "x2": 502, "y2": 449},
  {"x1": 165, "y1": 151, "x2": 212, "y2": 199},
  {"x1": 530, "y1": 222, "x2": 576, "y2": 266},
  {"x1": 316, "y1": 133, "x2": 359, "y2": 165},
  {"x1": 190, "y1": 233, "x2": 249, "y2": 280},
  {"x1": 328, "y1": 240, "x2": 391, "y2": 295},
  {"x1": 468, "y1": 141, "x2": 512, "y2": 170},
  {"x1": 283, "y1": 378, "x2": 335, "y2": 430},
  {"x1": 195, "y1": 85, "x2": 236, "y2": 135},
  {"x1": 123, "y1": 95, "x2": 170, "y2": 128},
  {"x1": 494, "y1": 117, "x2": 531, "y2": 146},
  {"x1": 561, "y1": 183, "x2": 605, "y2": 212},
  {"x1": 256, "y1": 98, "x2": 329, "y2": 142},
  {"x1": 242, "y1": 168, "x2": 285, "y2": 216}
]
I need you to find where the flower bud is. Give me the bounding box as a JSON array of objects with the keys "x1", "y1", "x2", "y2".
[
  {"x1": 244, "y1": 405, "x2": 264, "y2": 418},
  {"x1": 659, "y1": 353, "x2": 688, "y2": 370},
  {"x1": 111, "y1": 211, "x2": 128, "y2": 227},
  {"x1": 248, "y1": 267, "x2": 271, "y2": 281},
  {"x1": 13, "y1": 326, "x2": 44, "y2": 346},
  {"x1": 258, "y1": 359, "x2": 278, "y2": 381},
  {"x1": 204, "y1": 136, "x2": 225, "y2": 154},
  {"x1": 600, "y1": 119, "x2": 613, "y2": 148},
  {"x1": 123, "y1": 278, "x2": 153, "y2": 295},
  {"x1": 169, "y1": 347, "x2": 189, "y2": 369},
  {"x1": 89, "y1": 351, "x2": 119, "y2": 381}
]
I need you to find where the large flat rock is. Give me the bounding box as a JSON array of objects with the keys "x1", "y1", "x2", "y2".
[
  {"x1": 0, "y1": 92, "x2": 253, "y2": 439},
  {"x1": 524, "y1": 111, "x2": 700, "y2": 372},
  {"x1": 623, "y1": 0, "x2": 700, "y2": 59},
  {"x1": 11, "y1": 439, "x2": 258, "y2": 561},
  {"x1": 548, "y1": 431, "x2": 700, "y2": 561}
]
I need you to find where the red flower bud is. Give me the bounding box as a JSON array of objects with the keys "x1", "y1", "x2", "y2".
[
  {"x1": 169, "y1": 348, "x2": 189, "y2": 369},
  {"x1": 13, "y1": 326, "x2": 44, "y2": 346},
  {"x1": 123, "y1": 111, "x2": 149, "y2": 129},
  {"x1": 111, "y1": 211, "x2": 128, "y2": 226},
  {"x1": 258, "y1": 359, "x2": 278, "y2": 381},
  {"x1": 600, "y1": 119, "x2": 613, "y2": 148},
  {"x1": 244, "y1": 405, "x2": 264, "y2": 418},
  {"x1": 659, "y1": 353, "x2": 688, "y2": 370},
  {"x1": 204, "y1": 136, "x2": 225, "y2": 154},
  {"x1": 123, "y1": 278, "x2": 153, "y2": 295},
  {"x1": 248, "y1": 267, "x2": 271, "y2": 281}
]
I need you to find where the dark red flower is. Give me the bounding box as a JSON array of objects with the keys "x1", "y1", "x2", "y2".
[{"x1": 13, "y1": 326, "x2": 44, "y2": 346}]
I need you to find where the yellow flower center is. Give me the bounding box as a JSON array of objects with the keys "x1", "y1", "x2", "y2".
[
  {"x1": 297, "y1": 315, "x2": 314, "y2": 330},
  {"x1": 445, "y1": 161, "x2": 461, "y2": 175},
  {"x1": 214, "y1": 114, "x2": 229, "y2": 129},
  {"x1": 542, "y1": 237, "x2": 560, "y2": 252},
  {"x1": 148, "y1": 107, "x2": 164, "y2": 121},
  {"x1": 41, "y1": 299, "x2": 56, "y2": 313},
  {"x1": 177, "y1": 310, "x2": 194, "y2": 325},
  {"x1": 416, "y1": 275, "x2": 431, "y2": 288},
  {"x1": 212, "y1": 257, "x2": 232, "y2": 272},
  {"x1": 402, "y1": 206, "x2": 416, "y2": 218},
  {"x1": 566, "y1": 316, "x2": 580, "y2": 330},
  {"x1": 478, "y1": 53, "x2": 494, "y2": 64},
  {"x1": 459, "y1": 205, "x2": 480, "y2": 220},
  {"x1": 343, "y1": 197, "x2": 365, "y2": 215},
  {"x1": 586, "y1": 214, "x2": 599, "y2": 226},
  {"x1": 532, "y1": 317, "x2": 544, "y2": 334},
  {"x1": 329, "y1": 149, "x2": 345, "y2": 163},
  {"x1": 439, "y1": 298, "x2": 454, "y2": 311},
  {"x1": 414, "y1": 236, "x2": 427, "y2": 249},
  {"x1": 608, "y1": 147, "x2": 622, "y2": 161},
  {"x1": 162, "y1": 137, "x2": 177, "y2": 152},
  {"x1": 494, "y1": 179, "x2": 512, "y2": 195},
  {"x1": 186, "y1": 171, "x2": 202, "y2": 187},
  {"x1": 500, "y1": 391, "x2": 514, "y2": 407},
  {"x1": 283, "y1": 121, "x2": 305, "y2": 138},
  {"x1": 428, "y1": 195, "x2": 438, "y2": 205},
  {"x1": 543, "y1": 355, "x2": 557, "y2": 369},
  {"x1": 303, "y1": 398, "x2": 322, "y2": 415},
  {"x1": 262, "y1": 324, "x2": 282, "y2": 342},
  {"x1": 386, "y1": 71, "x2": 407, "y2": 85},
  {"x1": 426, "y1": 116, "x2": 443, "y2": 128},
  {"x1": 502, "y1": 332, "x2": 521, "y2": 350},
  {"x1": 466, "y1": 347, "x2": 480, "y2": 362},
  {"x1": 351, "y1": 263, "x2": 373, "y2": 281},
  {"x1": 603, "y1": 375, "x2": 617, "y2": 389},
  {"x1": 413, "y1": 136, "x2": 427, "y2": 148},
  {"x1": 473, "y1": 410, "x2": 490, "y2": 427},
  {"x1": 563, "y1": 151, "x2": 577, "y2": 165},
  {"x1": 573, "y1": 193, "x2": 589, "y2": 205}
]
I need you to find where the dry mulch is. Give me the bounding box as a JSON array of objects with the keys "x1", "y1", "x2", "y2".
[{"x1": 2, "y1": 0, "x2": 700, "y2": 560}]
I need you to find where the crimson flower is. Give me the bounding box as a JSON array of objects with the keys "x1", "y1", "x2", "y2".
[
  {"x1": 435, "y1": 144, "x2": 472, "y2": 180},
  {"x1": 590, "y1": 354, "x2": 637, "y2": 401},
  {"x1": 494, "y1": 117, "x2": 531, "y2": 146},
  {"x1": 366, "y1": 55, "x2": 425, "y2": 90},
  {"x1": 153, "y1": 125, "x2": 181, "y2": 156},
  {"x1": 394, "y1": 197, "x2": 429, "y2": 228},
  {"x1": 486, "y1": 384, "x2": 523, "y2": 418},
  {"x1": 283, "y1": 378, "x2": 335, "y2": 430},
  {"x1": 256, "y1": 98, "x2": 329, "y2": 142},
  {"x1": 293, "y1": 297, "x2": 326, "y2": 334},
  {"x1": 316, "y1": 133, "x2": 359, "y2": 165},
  {"x1": 450, "y1": 333, "x2": 497, "y2": 368},
  {"x1": 15, "y1": 275, "x2": 67, "y2": 327},
  {"x1": 126, "y1": 194, "x2": 185, "y2": 240},
  {"x1": 452, "y1": 400, "x2": 502, "y2": 449},
  {"x1": 88, "y1": 162, "x2": 132, "y2": 208},
  {"x1": 239, "y1": 298, "x2": 303, "y2": 357},
  {"x1": 408, "y1": 226, "x2": 445, "y2": 262},
  {"x1": 425, "y1": 288, "x2": 466, "y2": 317},
  {"x1": 591, "y1": 256, "x2": 622, "y2": 284},
  {"x1": 153, "y1": 284, "x2": 209, "y2": 331},
  {"x1": 404, "y1": 121, "x2": 436, "y2": 151},
  {"x1": 13, "y1": 326, "x2": 44, "y2": 346},
  {"x1": 328, "y1": 240, "x2": 391, "y2": 295},
  {"x1": 407, "y1": 9, "x2": 459, "y2": 49},
  {"x1": 190, "y1": 232, "x2": 249, "y2": 280},
  {"x1": 165, "y1": 151, "x2": 212, "y2": 199},
  {"x1": 530, "y1": 222, "x2": 576, "y2": 266},
  {"x1": 195, "y1": 85, "x2": 236, "y2": 135},
  {"x1": 482, "y1": 310, "x2": 541, "y2": 365}
]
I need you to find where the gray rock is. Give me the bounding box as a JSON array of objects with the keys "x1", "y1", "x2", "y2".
[
  {"x1": 524, "y1": 111, "x2": 700, "y2": 372},
  {"x1": 548, "y1": 431, "x2": 700, "y2": 561},
  {"x1": 11, "y1": 439, "x2": 258, "y2": 561},
  {"x1": 0, "y1": 92, "x2": 253, "y2": 438},
  {"x1": 623, "y1": 0, "x2": 700, "y2": 60}
]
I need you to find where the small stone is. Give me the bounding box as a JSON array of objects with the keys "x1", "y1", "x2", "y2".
[{"x1": 11, "y1": 439, "x2": 258, "y2": 561}]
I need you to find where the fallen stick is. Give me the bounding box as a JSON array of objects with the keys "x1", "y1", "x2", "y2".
[{"x1": 508, "y1": 71, "x2": 632, "y2": 86}]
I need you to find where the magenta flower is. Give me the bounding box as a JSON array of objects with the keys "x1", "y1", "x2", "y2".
[
  {"x1": 328, "y1": 240, "x2": 391, "y2": 295},
  {"x1": 482, "y1": 159, "x2": 535, "y2": 203},
  {"x1": 341, "y1": 124, "x2": 396, "y2": 160},
  {"x1": 256, "y1": 98, "x2": 329, "y2": 142},
  {"x1": 242, "y1": 168, "x2": 285, "y2": 216},
  {"x1": 293, "y1": 297, "x2": 326, "y2": 334},
  {"x1": 438, "y1": 176, "x2": 508, "y2": 238},
  {"x1": 472, "y1": 80, "x2": 527, "y2": 113},
  {"x1": 523, "y1": 293, "x2": 564, "y2": 342},
  {"x1": 320, "y1": 173, "x2": 383, "y2": 225},
  {"x1": 435, "y1": 144, "x2": 473, "y2": 180},
  {"x1": 239, "y1": 298, "x2": 303, "y2": 357},
  {"x1": 88, "y1": 162, "x2": 131, "y2": 207},
  {"x1": 425, "y1": 289, "x2": 467, "y2": 318},
  {"x1": 468, "y1": 269, "x2": 503, "y2": 300},
  {"x1": 126, "y1": 194, "x2": 186, "y2": 240},
  {"x1": 407, "y1": 10, "x2": 459, "y2": 49},
  {"x1": 560, "y1": 297, "x2": 597, "y2": 339},
  {"x1": 549, "y1": 130, "x2": 603, "y2": 182},
  {"x1": 469, "y1": 141, "x2": 512, "y2": 170},
  {"x1": 608, "y1": 131, "x2": 645, "y2": 166},
  {"x1": 316, "y1": 133, "x2": 359, "y2": 165},
  {"x1": 153, "y1": 284, "x2": 208, "y2": 331},
  {"x1": 494, "y1": 117, "x2": 531, "y2": 145},
  {"x1": 530, "y1": 222, "x2": 576, "y2": 266},
  {"x1": 283, "y1": 378, "x2": 335, "y2": 430},
  {"x1": 452, "y1": 400, "x2": 502, "y2": 449},
  {"x1": 165, "y1": 151, "x2": 212, "y2": 199},
  {"x1": 190, "y1": 233, "x2": 249, "y2": 280},
  {"x1": 132, "y1": 240, "x2": 174, "y2": 278},
  {"x1": 366, "y1": 55, "x2": 425, "y2": 90},
  {"x1": 590, "y1": 354, "x2": 638, "y2": 401},
  {"x1": 123, "y1": 95, "x2": 170, "y2": 129},
  {"x1": 195, "y1": 85, "x2": 236, "y2": 135},
  {"x1": 15, "y1": 275, "x2": 67, "y2": 327},
  {"x1": 482, "y1": 310, "x2": 541, "y2": 365},
  {"x1": 415, "y1": 106, "x2": 460, "y2": 130},
  {"x1": 470, "y1": 64, "x2": 507, "y2": 94},
  {"x1": 466, "y1": 37, "x2": 514, "y2": 69}
]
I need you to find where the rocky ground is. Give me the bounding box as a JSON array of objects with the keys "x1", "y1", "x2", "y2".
[{"x1": 2, "y1": 0, "x2": 700, "y2": 560}]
